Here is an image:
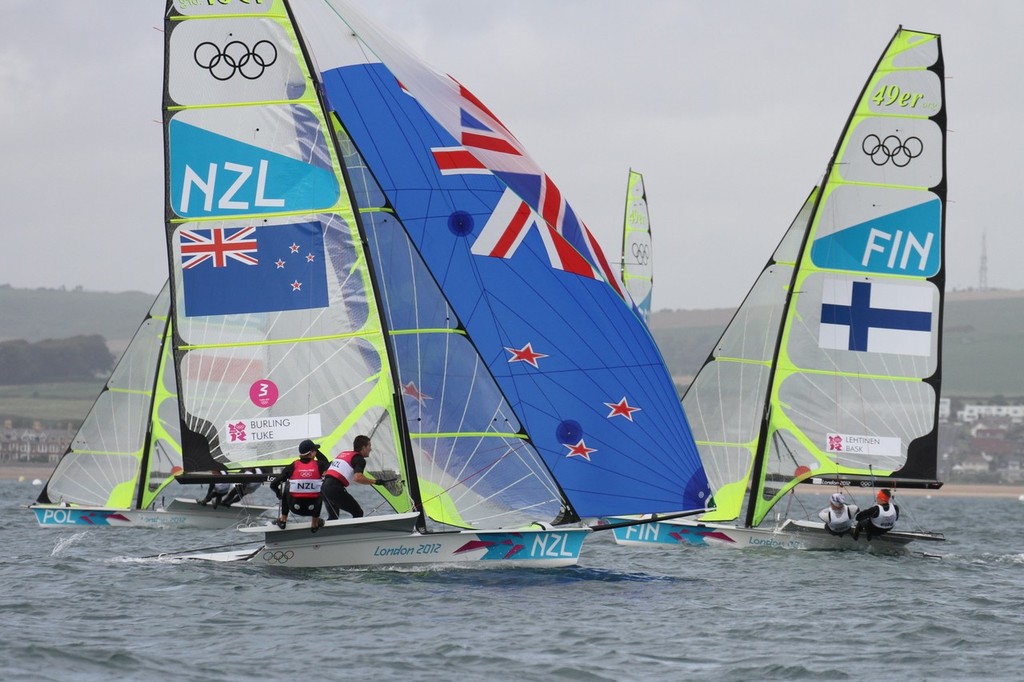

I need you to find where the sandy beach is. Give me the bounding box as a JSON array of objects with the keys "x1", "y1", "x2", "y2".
[
  {"x1": 2, "y1": 464, "x2": 55, "y2": 482},
  {"x1": 3, "y1": 463, "x2": 1023, "y2": 499}
]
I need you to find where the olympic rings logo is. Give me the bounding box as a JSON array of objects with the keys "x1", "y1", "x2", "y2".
[
  {"x1": 861, "y1": 134, "x2": 923, "y2": 168},
  {"x1": 194, "y1": 40, "x2": 278, "y2": 81},
  {"x1": 631, "y1": 242, "x2": 650, "y2": 265},
  {"x1": 262, "y1": 550, "x2": 294, "y2": 564}
]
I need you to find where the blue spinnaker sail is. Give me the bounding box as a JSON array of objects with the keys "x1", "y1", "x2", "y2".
[{"x1": 319, "y1": 62, "x2": 709, "y2": 517}]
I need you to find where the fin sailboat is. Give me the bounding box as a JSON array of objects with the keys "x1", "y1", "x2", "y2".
[
  {"x1": 611, "y1": 27, "x2": 947, "y2": 553},
  {"x1": 30, "y1": 284, "x2": 273, "y2": 528},
  {"x1": 163, "y1": 0, "x2": 710, "y2": 568}
]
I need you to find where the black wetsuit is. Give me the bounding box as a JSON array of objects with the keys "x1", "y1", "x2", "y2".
[
  {"x1": 854, "y1": 502, "x2": 900, "y2": 539},
  {"x1": 199, "y1": 482, "x2": 233, "y2": 507},
  {"x1": 322, "y1": 453, "x2": 367, "y2": 520},
  {"x1": 270, "y1": 453, "x2": 330, "y2": 518}
]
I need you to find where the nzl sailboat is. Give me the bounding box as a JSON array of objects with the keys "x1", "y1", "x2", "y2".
[
  {"x1": 30, "y1": 285, "x2": 273, "y2": 529},
  {"x1": 612, "y1": 27, "x2": 947, "y2": 553},
  {"x1": 163, "y1": 0, "x2": 710, "y2": 568}
]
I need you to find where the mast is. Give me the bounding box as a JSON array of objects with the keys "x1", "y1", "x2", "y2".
[
  {"x1": 744, "y1": 29, "x2": 902, "y2": 523},
  {"x1": 132, "y1": 307, "x2": 170, "y2": 511},
  {"x1": 738, "y1": 190, "x2": 820, "y2": 529},
  {"x1": 619, "y1": 169, "x2": 632, "y2": 285},
  {"x1": 316, "y1": 109, "x2": 580, "y2": 524},
  {"x1": 286, "y1": 0, "x2": 426, "y2": 518}
]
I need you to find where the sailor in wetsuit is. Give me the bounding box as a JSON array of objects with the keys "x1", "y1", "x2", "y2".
[
  {"x1": 853, "y1": 488, "x2": 900, "y2": 540},
  {"x1": 321, "y1": 435, "x2": 385, "y2": 520},
  {"x1": 220, "y1": 468, "x2": 264, "y2": 507},
  {"x1": 817, "y1": 492, "x2": 859, "y2": 536},
  {"x1": 270, "y1": 440, "x2": 330, "y2": 532},
  {"x1": 197, "y1": 471, "x2": 234, "y2": 508}
]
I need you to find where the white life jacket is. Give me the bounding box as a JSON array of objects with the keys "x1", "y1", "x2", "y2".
[
  {"x1": 871, "y1": 503, "x2": 897, "y2": 530},
  {"x1": 213, "y1": 482, "x2": 233, "y2": 495},
  {"x1": 826, "y1": 505, "x2": 854, "y2": 532},
  {"x1": 325, "y1": 451, "x2": 360, "y2": 487}
]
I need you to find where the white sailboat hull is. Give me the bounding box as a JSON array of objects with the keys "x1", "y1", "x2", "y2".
[
  {"x1": 30, "y1": 498, "x2": 274, "y2": 530},
  {"x1": 184, "y1": 513, "x2": 590, "y2": 568},
  {"x1": 608, "y1": 517, "x2": 944, "y2": 555}
]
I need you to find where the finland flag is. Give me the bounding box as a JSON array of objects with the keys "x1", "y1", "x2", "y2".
[{"x1": 819, "y1": 278, "x2": 934, "y2": 356}]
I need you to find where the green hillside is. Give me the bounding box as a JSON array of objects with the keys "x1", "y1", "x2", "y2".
[
  {"x1": 0, "y1": 286, "x2": 1021, "y2": 425},
  {"x1": 651, "y1": 290, "x2": 1024, "y2": 400},
  {"x1": 0, "y1": 381, "x2": 102, "y2": 423},
  {"x1": 0, "y1": 285, "x2": 154, "y2": 344}
]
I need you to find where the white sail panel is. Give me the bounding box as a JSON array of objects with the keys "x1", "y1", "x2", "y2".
[
  {"x1": 889, "y1": 32, "x2": 940, "y2": 67},
  {"x1": 681, "y1": 189, "x2": 817, "y2": 521},
  {"x1": 770, "y1": 372, "x2": 935, "y2": 475},
  {"x1": 39, "y1": 287, "x2": 177, "y2": 508},
  {"x1": 173, "y1": 0, "x2": 272, "y2": 17},
  {"x1": 167, "y1": 17, "x2": 307, "y2": 105},
  {"x1": 839, "y1": 118, "x2": 942, "y2": 187}
]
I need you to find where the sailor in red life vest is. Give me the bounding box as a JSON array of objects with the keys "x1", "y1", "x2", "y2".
[
  {"x1": 853, "y1": 488, "x2": 900, "y2": 541},
  {"x1": 321, "y1": 435, "x2": 384, "y2": 520},
  {"x1": 270, "y1": 439, "x2": 330, "y2": 532}
]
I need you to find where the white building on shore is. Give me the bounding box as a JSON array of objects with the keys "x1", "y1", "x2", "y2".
[{"x1": 957, "y1": 404, "x2": 1024, "y2": 424}]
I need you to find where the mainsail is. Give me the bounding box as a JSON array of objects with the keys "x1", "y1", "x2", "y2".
[
  {"x1": 162, "y1": 0, "x2": 710, "y2": 539},
  {"x1": 620, "y1": 170, "x2": 653, "y2": 323},
  {"x1": 35, "y1": 284, "x2": 182, "y2": 510},
  {"x1": 684, "y1": 27, "x2": 945, "y2": 528}
]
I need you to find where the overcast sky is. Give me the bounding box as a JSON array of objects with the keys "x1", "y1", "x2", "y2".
[{"x1": 3, "y1": 1, "x2": 1019, "y2": 311}]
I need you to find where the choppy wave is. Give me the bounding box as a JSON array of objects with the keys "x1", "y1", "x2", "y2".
[{"x1": 4, "y1": 483, "x2": 1024, "y2": 681}]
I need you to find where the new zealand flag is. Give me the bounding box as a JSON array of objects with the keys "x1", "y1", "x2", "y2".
[{"x1": 180, "y1": 221, "x2": 329, "y2": 317}]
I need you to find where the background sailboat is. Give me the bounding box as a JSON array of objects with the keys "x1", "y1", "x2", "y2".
[
  {"x1": 163, "y1": 0, "x2": 709, "y2": 568},
  {"x1": 30, "y1": 284, "x2": 272, "y2": 528},
  {"x1": 612, "y1": 27, "x2": 947, "y2": 552},
  {"x1": 620, "y1": 170, "x2": 653, "y2": 324}
]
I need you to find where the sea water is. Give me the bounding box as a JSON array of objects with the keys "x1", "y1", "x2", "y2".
[{"x1": 3, "y1": 481, "x2": 1022, "y2": 682}]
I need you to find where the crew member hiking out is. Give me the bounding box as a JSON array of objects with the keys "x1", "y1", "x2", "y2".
[
  {"x1": 270, "y1": 440, "x2": 330, "y2": 532},
  {"x1": 321, "y1": 435, "x2": 390, "y2": 521},
  {"x1": 853, "y1": 489, "x2": 900, "y2": 541}
]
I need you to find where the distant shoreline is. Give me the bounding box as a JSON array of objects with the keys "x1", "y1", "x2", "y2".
[
  {"x1": 2, "y1": 464, "x2": 55, "y2": 482},
  {"x1": 4, "y1": 463, "x2": 1023, "y2": 499}
]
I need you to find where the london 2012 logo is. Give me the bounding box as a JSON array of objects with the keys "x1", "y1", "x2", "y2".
[
  {"x1": 861, "y1": 134, "x2": 923, "y2": 167},
  {"x1": 194, "y1": 40, "x2": 278, "y2": 81}
]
